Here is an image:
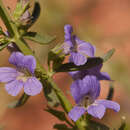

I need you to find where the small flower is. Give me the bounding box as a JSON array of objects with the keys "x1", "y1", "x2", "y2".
[
  {"x1": 68, "y1": 75, "x2": 120, "y2": 122},
  {"x1": 69, "y1": 64, "x2": 110, "y2": 81},
  {"x1": 4, "y1": 31, "x2": 20, "y2": 52},
  {"x1": 0, "y1": 52, "x2": 42, "y2": 96},
  {"x1": 62, "y1": 24, "x2": 95, "y2": 66}
]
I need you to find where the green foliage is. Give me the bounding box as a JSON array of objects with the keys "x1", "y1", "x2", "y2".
[
  {"x1": 87, "y1": 120, "x2": 110, "y2": 130},
  {"x1": 23, "y1": 32, "x2": 56, "y2": 45},
  {"x1": 8, "y1": 93, "x2": 30, "y2": 108},
  {"x1": 102, "y1": 48, "x2": 115, "y2": 62},
  {"x1": 43, "y1": 86, "x2": 60, "y2": 107},
  {"x1": 48, "y1": 51, "x2": 65, "y2": 71},
  {"x1": 55, "y1": 57, "x2": 103, "y2": 72},
  {"x1": 45, "y1": 106, "x2": 67, "y2": 121},
  {"x1": 107, "y1": 82, "x2": 114, "y2": 100},
  {"x1": 13, "y1": 0, "x2": 29, "y2": 21},
  {"x1": 0, "y1": 42, "x2": 10, "y2": 51}
]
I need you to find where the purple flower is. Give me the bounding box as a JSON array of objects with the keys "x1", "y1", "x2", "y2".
[
  {"x1": 0, "y1": 52, "x2": 42, "y2": 96},
  {"x1": 69, "y1": 64, "x2": 110, "y2": 81},
  {"x1": 68, "y1": 75, "x2": 120, "y2": 122},
  {"x1": 62, "y1": 24, "x2": 95, "y2": 66}
]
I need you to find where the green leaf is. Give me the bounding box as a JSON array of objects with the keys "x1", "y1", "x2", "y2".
[
  {"x1": 13, "y1": 1, "x2": 29, "y2": 20},
  {"x1": 48, "y1": 51, "x2": 65, "y2": 71},
  {"x1": 26, "y1": 2, "x2": 41, "y2": 29},
  {"x1": 102, "y1": 48, "x2": 115, "y2": 62},
  {"x1": 119, "y1": 122, "x2": 126, "y2": 130},
  {"x1": 55, "y1": 57, "x2": 103, "y2": 72},
  {"x1": 106, "y1": 82, "x2": 114, "y2": 100},
  {"x1": 23, "y1": 32, "x2": 56, "y2": 45},
  {"x1": 87, "y1": 120, "x2": 110, "y2": 130},
  {"x1": 8, "y1": 93, "x2": 30, "y2": 108},
  {"x1": 43, "y1": 85, "x2": 60, "y2": 107},
  {"x1": 53, "y1": 124, "x2": 73, "y2": 130},
  {"x1": 0, "y1": 42, "x2": 10, "y2": 51},
  {"x1": 45, "y1": 106, "x2": 67, "y2": 121},
  {"x1": 119, "y1": 117, "x2": 126, "y2": 130}
]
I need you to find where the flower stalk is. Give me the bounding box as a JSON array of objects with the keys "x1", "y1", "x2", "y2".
[{"x1": 0, "y1": 0, "x2": 85, "y2": 129}]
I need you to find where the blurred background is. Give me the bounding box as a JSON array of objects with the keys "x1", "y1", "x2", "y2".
[{"x1": 0, "y1": 0, "x2": 130, "y2": 129}]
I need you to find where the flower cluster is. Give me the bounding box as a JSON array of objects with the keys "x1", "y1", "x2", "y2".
[
  {"x1": 63, "y1": 24, "x2": 95, "y2": 66},
  {"x1": 62, "y1": 24, "x2": 120, "y2": 122},
  {"x1": 0, "y1": 52, "x2": 42, "y2": 96}
]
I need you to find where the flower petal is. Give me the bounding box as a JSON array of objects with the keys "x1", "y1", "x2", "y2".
[
  {"x1": 70, "y1": 80, "x2": 88, "y2": 104},
  {"x1": 95, "y1": 99, "x2": 120, "y2": 112},
  {"x1": 5, "y1": 80, "x2": 23, "y2": 96},
  {"x1": 62, "y1": 41, "x2": 72, "y2": 54},
  {"x1": 83, "y1": 75, "x2": 100, "y2": 99},
  {"x1": 75, "y1": 37, "x2": 95, "y2": 57},
  {"x1": 98, "y1": 72, "x2": 111, "y2": 80},
  {"x1": 9, "y1": 52, "x2": 24, "y2": 67},
  {"x1": 68, "y1": 106, "x2": 86, "y2": 122},
  {"x1": 22, "y1": 55, "x2": 36, "y2": 74},
  {"x1": 0, "y1": 67, "x2": 18, "y2": 82},
  {"x1": 64, "y1": 24, "x2": 73, "y2": 41},
  {"x1": 70, "y1": 52, "x2": 87, "y2": 66},
  {"x1": 87, "y1": 103, "x2": 106, "y2": 119},
  {"x1": 24, "y1": 77, "x2": 42, "y2": 96}
]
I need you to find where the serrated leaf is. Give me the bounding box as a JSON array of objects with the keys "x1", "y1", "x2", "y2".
[
  {"x1": 87, "y1": 120, "x2": 110, "y2": 130},
  {"x1": 45, "y1": 107, "x2": 67, "y2": 121},
  {"x1": 102, "y1": 48, "x2": 115, "y2": 62},
  {"x1": 43, "y1": 85, "x2": 60, "y2": 107},
  {"x1": 53, "y1": 124, "x2": 73, "y2": 130},
  {"x1": 23, "y1": 32, "x2": 56, "y2": 44},
  {"x1": 55, "y1": 57, "x2": 103, "y2": 72},
  {"x1": 8, "y1": 93, "x2": 30, "y2": 108}
]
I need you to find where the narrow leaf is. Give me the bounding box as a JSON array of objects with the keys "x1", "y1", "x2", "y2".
[
  {"x1": 43, "y1": 85, "x2": 60, "y2": 107},
  {"x1": 0, "y1": 42, "x2": 10, "y2": 51},
  {"x1": 107, "y1": 82, "x2": 114, "y2": 100},
  {"x1": 45, "y1": 106, "x2": 66, "y2": 121},
  {"x1": 55, "y1": 57, "x2": 103, "y2": 72},
  {"x1": 28, "y1": 1, "x2": 41, "y2": 28},
  {"x1": 23, "y1": 32, "x2": 56, "y2": 44},
  {"x1": 8, "y1": 93, "x2": 30, "y2": 108},
  {"x1": 119, "y1": 117, "x2": 126, "y2": 130},
  {"x1": 102, "y1": 48, "x2": 115, "y2": 62},
  {"x1": 87, "y1": 120, "x2": 110, "y2": 130}
]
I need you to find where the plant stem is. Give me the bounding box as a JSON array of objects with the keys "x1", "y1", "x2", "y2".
[{"x1": 0, "y1": 1, "x2": 86, "y2": 129}]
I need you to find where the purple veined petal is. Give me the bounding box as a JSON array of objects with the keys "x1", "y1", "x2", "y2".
[
  {"x1": 64, "y1": 24, "x2": 73, "y2": 40},
  {"x1": 62, "y1": 41, "x2": 72, "y2": 54},
  {"x1": 0, "y1": 67, "x2": 18, "y2": 82},
  {"x1": 95, "y1": 99, "x2": 120, "y2": 112},
  {"x1": 22, "y1": 55, "x2": 36, "y2": 74},
  {"x1": 98, "y1": 72, "x2": 111, "y2": 80},
  {"x1": 68, "y1": 106, "x2": 86, "y2": 122},
  {"x1": 87, "y1": 103, "x2": 106, "y2": 119},
  {"x1": 24, "y1": 77, "x2": 42, "y2": 96},
  {"x1": 70, "y1": 80, "x2": 83, "y2": 104},
  {"x1": 75, "y1": 37, "x2": 95, "y2": 57},
  {"x1": 9, "y1": 52, "x2": 24, "y2": 67},
  {"x1": 83, "y1": 75, "x2": 100, "y2": 99},
  {"x1": 70, "y1": 52, "x2": 87, "y2": 66},
  {"x1": 5, "y1": 80, "x2": 23, "y2": 96}
]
